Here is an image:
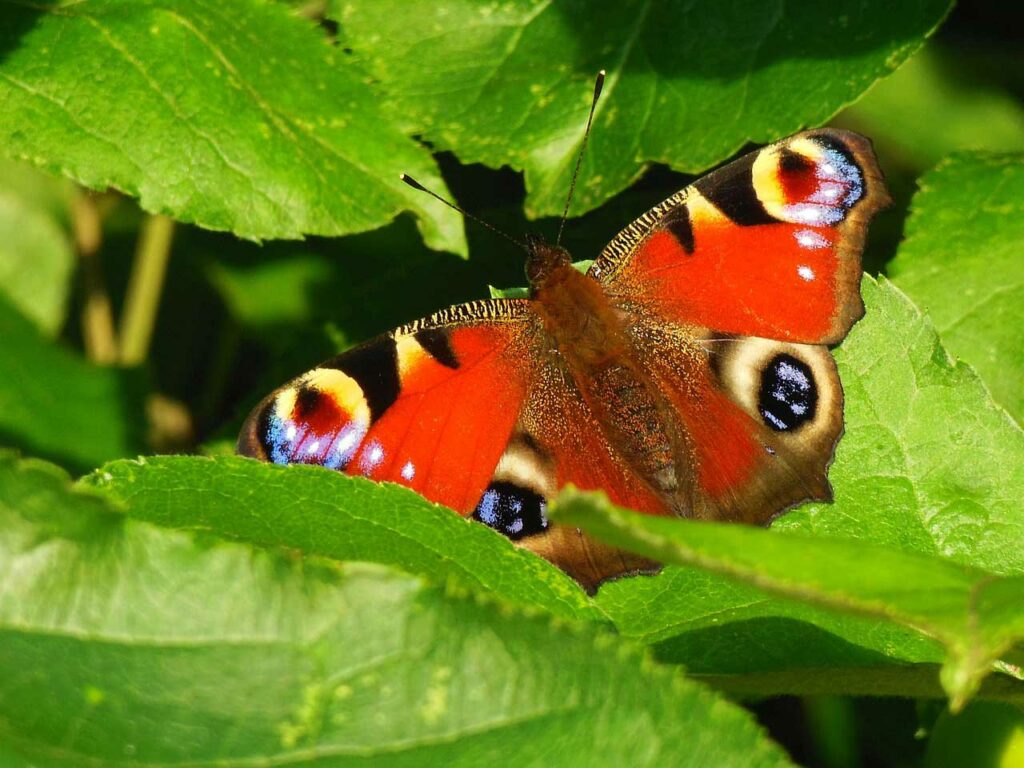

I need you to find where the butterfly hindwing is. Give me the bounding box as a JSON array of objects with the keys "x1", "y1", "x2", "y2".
[
  {"x1": 631, "y1": 327, "x2": 843, "y2": 523},
  {"x1": 591, "y1": 129, "x2": 889, "y2": 345}
]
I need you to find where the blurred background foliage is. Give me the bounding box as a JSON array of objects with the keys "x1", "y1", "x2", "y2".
[{"x1": 1, "y1": 1, "x2": 1023, "y2": 766}]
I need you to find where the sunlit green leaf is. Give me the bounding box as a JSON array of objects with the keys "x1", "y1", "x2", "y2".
[
  {"x1": 594, "y1": 278, "x2": 1024, "y2": 700},
  {"x1": 552, "y1": 487, "x2": 1024, "y2": 710},
  {"x1": 889, "y1": 153, "x2": 1024, "y2": 422},
  {"x1": 0, "y1": 453, "x2": 793, "y2": 767},
  {"x1": 0, "y1": 0, "x2": 464, "y2": 253},
  {"x1": 86, "y1": 455, "x2": 600, "y2": 622}
]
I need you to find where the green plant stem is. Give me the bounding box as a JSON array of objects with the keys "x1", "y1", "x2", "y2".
[
  {"x1": 804, "y1": 697, "x2": 859, "y2": 768},
  {"x1": 119, "y1": 214, "x2": 175, "y2": 366},
  {"x1": 72, "y1": 191, "x2": 118, "y2": 365}
]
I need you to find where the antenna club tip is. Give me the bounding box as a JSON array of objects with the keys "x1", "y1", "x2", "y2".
[
  {"x1": 399, "y1": 173, "x2": 427, "y2": 192},
  {"x1": 598, "y1": 69, "x2": 606, "y2": 77}
]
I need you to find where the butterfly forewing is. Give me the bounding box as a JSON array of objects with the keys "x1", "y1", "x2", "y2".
[{"x1": 591, "y1": 129, "x2": 889, "y2": 344}]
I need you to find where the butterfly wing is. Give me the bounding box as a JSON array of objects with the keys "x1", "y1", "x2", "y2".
[
  {"x1": 591, "y1": 129, "x2": 889, "y2": 344},
  {"x1": 633, "y1": 327, "x2": 844, "y2": 523},
  {"x1": 591, "y1": 129, "x2": 887, "y2": 523},
  {"x1": 239, "y1": 299, "x2": 538, "y2": 513}
]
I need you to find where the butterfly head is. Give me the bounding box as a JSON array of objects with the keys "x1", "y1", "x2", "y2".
[{"x1": 525, "y1": 235, "x2": 572, "y2": 292}]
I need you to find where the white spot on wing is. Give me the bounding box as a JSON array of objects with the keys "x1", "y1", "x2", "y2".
[
  {"x1": 795, "y1": 229, "x2": 828, "y2": 249},
  {"x1": 359, "y1": 439, "x2": 386, "y2": 474},
  {"x1": 798, "y1": 265, "x2": 816, "y2": 281}
]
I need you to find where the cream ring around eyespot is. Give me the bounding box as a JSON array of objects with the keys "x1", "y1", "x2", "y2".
[
  {"x1": 712, "y1": 337, "x2": 839, "y2": 447},
  {"x1": 491, "y1": 436, "x2": 557, "y2": 500}
]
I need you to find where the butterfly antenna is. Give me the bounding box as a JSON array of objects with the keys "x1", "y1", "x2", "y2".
[
  {"x1": 555, "y1": 69, "x2": 605, "y2": 246},
  {"x1": 400, "y1": 173, "x2": 528, "y2": 252}
]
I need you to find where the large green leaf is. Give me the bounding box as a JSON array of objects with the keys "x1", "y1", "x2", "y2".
[
  {"x1": 593, "y1": 278, "x2": 1024, "y2": 697},
  {"x1": 889, "y1": 153, "x2": 1024, "y2": 422},
  {"x1": 0, "y1": 0, "x2": 464, "y2": 253},
  {"x1": 0, "y1": 453, "x2": 793, "y2": 767},
  {"x1": 776, "y1": 278, "x2": 1024, "y2": 572},
  {"x1": 0, "y1": 294, "x2": 145, "y2": 472},
  {"x1": 552, "y1": 489, "x2": 1024, "y2": 711},
  {"x1": 0, "y1": 159, "x2": 75, "y2": 335},
  {"x1": 332, "y1": 0, "x2": 951, "y2": 218},
  {"x1": 86, "y1": 455, "x2": 600, "y2": 622}
]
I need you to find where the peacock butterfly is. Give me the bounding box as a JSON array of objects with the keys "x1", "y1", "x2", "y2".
[{"x1": 237, "y1": 81, "x2": 890, "y2": 589}]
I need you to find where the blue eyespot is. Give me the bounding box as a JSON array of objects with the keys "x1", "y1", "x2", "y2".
[
  {"x1": 473, "y1": 481, "x2": 548, "y2": 540},
  {"x1": 759, "y1": 354, "x2": 817, "y2": 432}
]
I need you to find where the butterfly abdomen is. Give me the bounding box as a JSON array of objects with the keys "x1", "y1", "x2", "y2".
[
  {"x1": 533, "y1": 261, "x2": 682, "y2": 501},
  {"x1": 586, "y1": 361, "x2": 679, "y2": 496}
]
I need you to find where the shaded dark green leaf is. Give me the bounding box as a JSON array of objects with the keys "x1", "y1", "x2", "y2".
[
  {"x1": 333, "y1": 0, "x2": 951, "y2": 217},
  {"x1": 0, "y1": 294, "x2": 145, "y2": 472},
  {"x1": 0, "y1": 159, "x2": 75, "y2": 335}
]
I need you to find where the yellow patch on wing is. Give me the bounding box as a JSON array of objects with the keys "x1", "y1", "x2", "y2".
[
  {"x1": 788, "y1": 135, "x2": 825, "y2": 163},
  {"x1": 300, "y1": 367, "x2": 371, "y2": 425},
  {"x1": 272, "y1": 386, "x2": 298, "y2": 422},
  {"x1": 394, "y1": 332, "x2": 430, "y2": 381},
  {"x1": 752, "y1": 145, "x2": 786, "y2": 218},
  {"x1": 686, "y1": 190, "x2": 730, "y2": 227}
]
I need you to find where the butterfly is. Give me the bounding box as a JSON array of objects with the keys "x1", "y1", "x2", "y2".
[{"x1": 238, "y1": 126, "x2": 889, "y2": 590}]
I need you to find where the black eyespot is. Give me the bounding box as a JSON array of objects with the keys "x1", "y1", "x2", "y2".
[
  {"x1": 472, "y1": 481, "x2": 548, "y2": 540},
  {"x1": 759, "y1": 354, "x2": 817, "y2": 431}
]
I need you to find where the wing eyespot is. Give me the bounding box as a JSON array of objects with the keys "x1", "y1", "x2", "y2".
[
  {"x1": 473, "y1": 481, "x2": 549, "y2": 540},
  {"x1": 242, "y1": 369, "x2": 372, "y2": 470},
  {"x1": 757, "y1": 353, "x2": 818, "y2": 432}
]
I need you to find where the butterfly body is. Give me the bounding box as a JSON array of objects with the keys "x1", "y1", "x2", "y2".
[
  {"x1": 239, "y1": 129, "x2": 890, "y2": 590},
  {"x1": 530, "y1": 241, "x2": 686, "y2": 505}
]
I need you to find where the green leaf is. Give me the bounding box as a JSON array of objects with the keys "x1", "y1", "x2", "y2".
[
  {"x1": 777, "y1": 278, "x2": 1024, "y2": 573},
  {"x1": 837, "y1": 46, "x2": 1024, "y2": 172},
  {"x1": 924, "y1": 701, "x2": 1024, "y2": 768},
  {"x1": 889, "y1": 153, "x2": 1024, "y2": 422},
  {"x1": 0, "y1": 294, "x2": 146, "y2": 472},
  {"x1": 593, "y1": 278, "x2": 1024, "y2": 700},
  {"x1": 0, "y1": 0, "x2": 464, "y2": 253},
  {"x1": 489, "y1": 260, "x2": 592, "y2": 299},
  {"x1": 0, "y1": 453, "x2": 794, "y2": 767},
  {"x1": 0, "y1": 159, "x2": 75, "y2": 335},
  {"x1": 332, "y1": 0, "x2": 951, "y2": 218},
  {"x1": 551, "y1": 487, "x2": 1024, "y2": 711},
  {"x1": 85, "y1": 455, "x2": 601, "y2": 622}
]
